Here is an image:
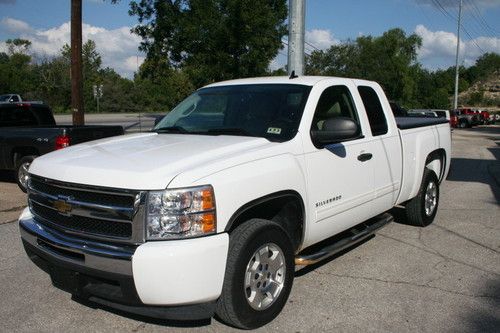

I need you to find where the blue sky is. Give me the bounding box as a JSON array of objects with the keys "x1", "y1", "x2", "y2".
[{"x1": 1, "y1": 0, "x2": 499, "y2": 78}]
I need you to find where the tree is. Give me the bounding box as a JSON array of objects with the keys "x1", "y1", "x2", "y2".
[
  {"x1": 306, "y1": 29, "x2": 422, "y2": 105},
  {"x1": 5, "y1": 38, "x2": 32, "y2": 55},
  {"x1": 129, "y1": 0, "x2": 287, "y2": 87}
]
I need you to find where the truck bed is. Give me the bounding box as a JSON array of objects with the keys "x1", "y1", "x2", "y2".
[{"x1": 395, "y1": 117, "x2": 449, "y2": 129}]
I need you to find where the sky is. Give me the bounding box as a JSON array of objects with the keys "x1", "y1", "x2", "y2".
[{"x1": 0, "y1": 0, "x2": 499, "y2": 78}]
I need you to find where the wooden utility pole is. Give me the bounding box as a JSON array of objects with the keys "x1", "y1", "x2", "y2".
[{"x1": 71, "y1": 0, "x2": 84, "y2": 125}]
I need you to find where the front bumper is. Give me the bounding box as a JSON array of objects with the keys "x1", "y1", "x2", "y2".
[{"x1": 19, "y1": 208, "x2": 229, "y2": 320}]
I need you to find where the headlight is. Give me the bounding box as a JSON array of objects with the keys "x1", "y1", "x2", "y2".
[{"x1": 146, "y1": 185, "x2": 216, "y2": 240}]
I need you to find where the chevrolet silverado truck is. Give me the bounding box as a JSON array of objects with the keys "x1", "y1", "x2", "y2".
[
  {"x1": 0, "y1": 102, "x2": 123, "y2": 191},
  {"x1": 19, "y1": 76, "x2": 451, "y2": 329}
]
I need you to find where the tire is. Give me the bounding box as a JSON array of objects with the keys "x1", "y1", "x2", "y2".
[
  {"x1": 458, "y1": 120, "x2": 467, "y2": 128},
  {"x1": 405, "y1": 168, "x2": 439, "y2": 227},
  {"x1": 15, "y1": 155, "x2": 36, "y2": 193},
  {"x1": 215, "y1": 219, "x2": 294, "y2": 329}
]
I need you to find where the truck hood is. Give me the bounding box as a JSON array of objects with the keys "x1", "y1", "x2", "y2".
[{"x1": 29, "y1": 132, "x2": 273, "y2": 189}]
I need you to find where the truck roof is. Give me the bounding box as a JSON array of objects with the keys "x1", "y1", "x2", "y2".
[{"x1": 204, "y1": 76, "x2": 377, "y2": 88}]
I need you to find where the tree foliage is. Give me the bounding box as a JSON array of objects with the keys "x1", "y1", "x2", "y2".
[{"x1": 129, "y1": 0, "x2": 287, "y2": 87}]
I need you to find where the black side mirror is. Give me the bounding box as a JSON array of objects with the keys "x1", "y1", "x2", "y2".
[{"x1": 311, "y1": 117, "x2": 361, "y2": 147}]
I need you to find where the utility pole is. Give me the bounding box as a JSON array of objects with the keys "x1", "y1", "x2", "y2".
[
  {"x1": 287, "y1": 0, "x2": 305, "y2": 76},
  {"x1": 71, "y1": 0, "x2": 84, "y2": 125},
  {"x1": 453, "y1": 0, "x2": 463, "y2": 110}
]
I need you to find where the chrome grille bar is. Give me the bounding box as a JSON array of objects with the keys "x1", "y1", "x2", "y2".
[{"x1": 27, "y1": 175, "x2": 146, "y2": 245}]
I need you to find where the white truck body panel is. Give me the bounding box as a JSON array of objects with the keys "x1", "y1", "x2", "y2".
[{"x1": 20, "y1": 76, "x2": 451, "y2": 309}]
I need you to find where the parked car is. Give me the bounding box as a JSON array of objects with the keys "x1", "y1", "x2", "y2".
[
  {"x1": 19, "y1": 76, "x2": 451, "y2": 329},
  {"x1": 408, "y1": 109, "x2": 439, "y2": 118},
  {"x1": 453, "y1": 108, "x2": 480, "y2": 128},
  {"x1": 0, "y1": 93, "x2": 23, "y2": 103},
  {"x1": 0, "y1": 102, "x2": 124, "y2": 191},
  {"x1": 449, "y1": 110, "x2": 458, "y2": 128}
]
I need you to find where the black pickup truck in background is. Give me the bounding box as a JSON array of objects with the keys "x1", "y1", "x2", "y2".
[{"x1": 0, "y1": 102, "x2": 124, "y2": 191}]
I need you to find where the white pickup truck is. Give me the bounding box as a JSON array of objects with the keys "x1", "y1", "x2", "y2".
[{"x1": 19, "y1": 76, "x2": 451, "y2": 329}]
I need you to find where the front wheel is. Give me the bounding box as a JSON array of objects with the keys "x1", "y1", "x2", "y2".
[
  {"x1": 215, "y1": 219, "x2": 294, "y2": 329},
  {"x1": 15, "y1": 155, "x2": 36, "y2": 193},
  {"x1": 405, "y1": 168, "x2": 440, "y2": 227}
]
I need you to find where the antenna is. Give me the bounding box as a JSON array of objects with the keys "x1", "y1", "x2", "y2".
[{"x1": 289, "y1": 70, "x2": 298, "y2": 79}]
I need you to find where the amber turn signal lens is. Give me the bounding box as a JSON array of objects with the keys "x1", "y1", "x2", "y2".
[{"x1": 201, "y1": 212, "x2": 216, "y2": 233}]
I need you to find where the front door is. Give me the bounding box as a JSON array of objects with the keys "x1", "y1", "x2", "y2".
[{"x1": 303, "y1": 84, "x2": 374, "y2": 244}]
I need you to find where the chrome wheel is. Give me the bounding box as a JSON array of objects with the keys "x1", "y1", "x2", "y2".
[
  {"x1": 244, "y1": 243, "x2": 286, "y2": 311},
  {"x1": 18, "y1": 162, "x2": 30, "y2": 190},
  {"x1": 424, "y1": 181, "x2": 437, "y2": 216}
]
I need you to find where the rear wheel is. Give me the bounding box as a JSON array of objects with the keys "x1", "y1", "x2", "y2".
[
  {"x1": 15, "y1": 155, "x2": 36, "y2": 192},
  {"x1": 216, "y1": 219, "x2": 294, "y2": 329},
  {"x1": 405, "y1": 168, "x2": 439, "y2": 227}
]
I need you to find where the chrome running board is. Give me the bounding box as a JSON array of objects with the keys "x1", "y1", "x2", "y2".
[{"x1": 295, "y1": 213, "x2": 393, "y2": 266}]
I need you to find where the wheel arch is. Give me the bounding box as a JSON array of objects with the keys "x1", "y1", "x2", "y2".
[
  {"x1": 225, "y1": 190, "x2": 305, "y2": 252},
  {"x1": 425, "y1": 148, "x2": 447, "y2": 183}
]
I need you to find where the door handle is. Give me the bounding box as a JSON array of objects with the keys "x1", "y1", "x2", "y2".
[{"x1": 357, "y1": 153, "x2": 373, "y2": 162}]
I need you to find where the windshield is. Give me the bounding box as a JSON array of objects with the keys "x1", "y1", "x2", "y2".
[
  {"x1": 154, "y1": 84, "x2": 312, "y2": 142},
  {"x1": 0, "y1": 95, "x2": 12, "y2": 102}
]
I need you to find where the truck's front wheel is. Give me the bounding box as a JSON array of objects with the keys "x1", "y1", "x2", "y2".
[
  {"x1": 405, "y1": 168, "x2": 439, "y2": 227},
  {"x1": 216, "y1": 219, "x2": 294, "y2": 329}
]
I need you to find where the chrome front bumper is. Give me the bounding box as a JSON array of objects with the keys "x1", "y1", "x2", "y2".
[{"x1": 19, "y1": 208, "x2": 135, "y2": 276}]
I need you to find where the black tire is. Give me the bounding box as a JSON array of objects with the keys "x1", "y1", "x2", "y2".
[
  {"x1": 458, "y1": 120, "x2": 467, "y2": 128},
  {"x1": 15, "y1": 155, "x2": 36, "y2": 193},
  {"x1": 405, "y1": 168, "x2": 439, "y2": 227},
  {"x1": 215, "y1": 219, "x2": 294, "y2": 329}
]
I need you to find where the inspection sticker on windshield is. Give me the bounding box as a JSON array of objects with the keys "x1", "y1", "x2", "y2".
[{"x1": 267, "y1": 127, "x2": 282, "y2": 135}]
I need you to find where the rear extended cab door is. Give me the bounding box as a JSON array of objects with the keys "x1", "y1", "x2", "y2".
[
  {"x1": 299, "y1": 79, "x2": 376, "y2": 246},
  {"x1": 354, "y1": 81, "x2": 402, "y2": 214}
]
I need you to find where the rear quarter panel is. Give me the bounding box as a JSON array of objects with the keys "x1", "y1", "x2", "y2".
[{"x1": 397, "y1": 123, "x2": 451, "y2": 204}]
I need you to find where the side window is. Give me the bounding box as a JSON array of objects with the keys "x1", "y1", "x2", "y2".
[
  {"x1": 11, "y1": 95, "x2": 19, "y2": 102},
  {"x1": 358, "y1": 86, "x2": 388, "y2": 136},
  {"x1": 311, "y1": 85, "x2": 359, "y2": 131}
]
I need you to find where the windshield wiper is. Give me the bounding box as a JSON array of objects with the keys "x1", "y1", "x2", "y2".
[{"x1": 153, "y1": 126, "x2": 189, "y2": 134}]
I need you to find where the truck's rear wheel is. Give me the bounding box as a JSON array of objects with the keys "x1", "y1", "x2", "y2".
[
  {"x1": 215, "y1": 219, "x2": 294, "y2": 329},
  {"x1": 405, "y1": 168, "x2": 439, "y2": 227},
  {"x1": 16, "y1": 155, "x2": 36, "y2": 193}
]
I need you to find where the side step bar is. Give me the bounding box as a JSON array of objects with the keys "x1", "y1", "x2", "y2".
[{"x1": 295, "y1": 213, "x2": 393, "y2": 266}]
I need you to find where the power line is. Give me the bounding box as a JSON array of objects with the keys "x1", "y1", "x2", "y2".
[
  {"x1": 432, "y1": 0, "x2": 487, "y2": 54},
  {"x1": 465, "y1": 0, "x2": 499, "y2": 35}
]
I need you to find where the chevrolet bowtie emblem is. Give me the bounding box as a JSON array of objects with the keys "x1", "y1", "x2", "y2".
[{"x1": 53, "y1": 197, "x2": 73, "y2": 214}]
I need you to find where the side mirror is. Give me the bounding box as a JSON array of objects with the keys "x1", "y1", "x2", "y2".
[{"x1": 311, "y1": 117, "x2": 361, "y2": 147}]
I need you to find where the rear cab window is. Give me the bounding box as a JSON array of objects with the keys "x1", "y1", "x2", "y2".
[{"x1": 357, "y1": 86, "x2": 388, "y2": 136}]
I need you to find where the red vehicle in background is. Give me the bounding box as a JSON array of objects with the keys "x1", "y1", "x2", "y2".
[
  {"x1": 478, "y1": 110, "x2": 491, "y2": 124},
  {"x1": 454, "y1": 108, "x2": 480, "y2": 128},
  {"x1": 449, "y1": 110, "x2": 458, "y2": 128}
]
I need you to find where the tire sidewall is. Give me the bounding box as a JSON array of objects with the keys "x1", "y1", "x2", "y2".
[
  {"x1": 227, "y1": 222, "x2": 294, "y2": 329},
  {"x1": 419, "y1": 170, "x2": 439, "y2": 226}
]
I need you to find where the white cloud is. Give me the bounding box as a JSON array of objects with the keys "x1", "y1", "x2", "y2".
[
  {"x1": 1, "y1": 17, "x2": 33, "y2": 34},
  {"x1": 415, "y1": 24, "x2": 500, "y2": 68},
  {"x1": 305, "y1": 29, "x2": 338, "y2": 50},
  {"x1": 0, "y1": 18, "x2": 143, "y2": 78}
]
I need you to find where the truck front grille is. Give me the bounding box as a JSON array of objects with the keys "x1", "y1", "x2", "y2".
[{"x1": 28, "y1": 175, "x2": 145, "y2": 244}]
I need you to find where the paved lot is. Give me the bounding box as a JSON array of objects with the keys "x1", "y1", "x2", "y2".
[{"x1": 0, "y1": 126, "x2": 499, "y2": 332}]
